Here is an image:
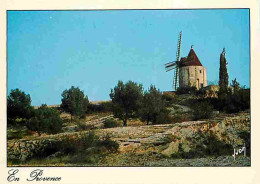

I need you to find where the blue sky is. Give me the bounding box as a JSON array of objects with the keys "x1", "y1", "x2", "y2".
[{"x1": 7, "y1": 9, "x2": 250, "y2": 106}]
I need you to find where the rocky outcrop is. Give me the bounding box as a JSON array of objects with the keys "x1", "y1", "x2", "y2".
[
  {"x1": 161, "y1": 113, "x2": 250, "y2": 157},
  {"x1": 8, "y1": 113, "x2": 250, "y2": 161}
]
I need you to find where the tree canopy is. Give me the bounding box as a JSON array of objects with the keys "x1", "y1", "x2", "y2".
[
  {"x1": 7, "y1": 88, "x2": 33, "y2": 121},
  {"x1": 27, "y1": 104, "x2": 63, "y2": 136},
  {"x1": 139, "y1": 85, "x2": 168, "y2": 125},
  {"x1": 60, "y1": 86, "x2": 89, "y2": 119},
  {"x1": 110, "y1": 81, "x2": 143, "y2": 126},
  {"x1": 219, "y1": 48, "x2": 229, "y2": 99}
]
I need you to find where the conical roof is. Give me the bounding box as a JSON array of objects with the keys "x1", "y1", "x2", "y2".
[{"x1": 179, "y1": 48, "x2": 203, "y2": 67}]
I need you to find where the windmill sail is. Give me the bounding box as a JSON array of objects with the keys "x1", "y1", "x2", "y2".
[
  {"x1": 164, "y1": 31, "x2": 182, "y2": 91},
  {"x1": 174, "y1": 31, "x2": 182, "y2": 90}
]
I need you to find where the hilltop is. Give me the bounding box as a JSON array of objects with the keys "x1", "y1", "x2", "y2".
[{"x1": 8, "y1": 92, "x2": 250, "y2": 166}]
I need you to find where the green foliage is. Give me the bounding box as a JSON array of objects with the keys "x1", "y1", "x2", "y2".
[
  {"x1": 26, "y1": 104, "x2": 63, "y2": 136},
  {"x1": 139, "y1": 85, "x2": 169, "y2": 125},
  {"x1": 172, "y1": 131, "x2": 233, "y2": 159},
  {"x1": 176, "y1": 86, "x2": 197, "y2": 95},
  {"x1": 58, "y1": 132, "x2": 119, "y2": 154},
  {"x1": 7, "y1": 88, "x2": 33, "y2": 121},
  {"x1": 97, "y1": 135, "x2": 119, "y2": 152},
  {"x1": 87, "y1": 101, "x2": 113, "y2": 113},
  {"x1": 7, "y1": 126, "x2": 31, "y2": 140},
  {"x1": 20, "y1": 132, "x2": 119, "y2": 164},
  {"x1": 162, "y1": 93, "x2": 175, "y2": 107},
  {"x1": 219, "y1": 48, "x2": 229, "y2": 94},
  {"x1": 170, "y1": 112, "x2": 191, "y2": 123},
  {"x1": 76, "y1": 122, "x2": 93, "y2": 131},
  {"x1": 110, "y1": 81, "x2": 143, "y2": 126},
  {"x1": 217, "y1": 79, "x2": 250, "y2": 113},
  {"x1": 60, "y1": 86, "x2": 89, "y2": 119},
  {"x1": 231, "y1": 78, "x2": 240, "y2": 94},
  {"x1": 191, "y1": 101, "x2": 214, "y2": 120},
  {"x1": 238, "y1": 130, "x2": 250, "y2": 156},
  {"x1": 103, "y1": 119, "x2": 121, "y2": 128},
  {"x1": 222, "y1": 90, "x2": 250, "y2": 113}
]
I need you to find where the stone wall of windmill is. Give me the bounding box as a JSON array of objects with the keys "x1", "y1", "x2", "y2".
[
  {"x1": 179, "y1": 66, "x2": 207, "y2": 89},
  {"x1": 178, "y1": 46, "x2": 207, "y2": 90}
]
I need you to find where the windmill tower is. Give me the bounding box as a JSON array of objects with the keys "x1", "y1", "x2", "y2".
[
  {"x1": 165, "y1": 32, "x2": 207, "y2": 90},
  {"x1": 165, "y1": 31, "x2": 182, "y2": 91}
]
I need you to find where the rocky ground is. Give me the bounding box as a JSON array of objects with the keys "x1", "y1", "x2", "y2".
[{"x1": 8, "y1": 111, "x2": 250, "y2": 167}]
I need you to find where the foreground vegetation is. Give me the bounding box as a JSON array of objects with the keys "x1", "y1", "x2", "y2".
[{"x1": 7, "y1": 75, "x2": 250, "y2": 166}]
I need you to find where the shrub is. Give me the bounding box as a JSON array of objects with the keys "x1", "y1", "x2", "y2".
[
  {"x1": 238, "y1": 130, "x2": 250, "y2": 156},
  {"x1": 47, "y1": 132, "x2": 118, "y2": 163},
  {"x1": 58, "y1": 131, "x2": 118, "y2": 155},
  {"x1": 217, "y1": 88, "x2": 250, "y2": 113},
  {"x1": 170, "y1": 112, "x2": 191, "y2": 123},
  {"x1": 97, "y1": 135, "x2": 119, "y2": 152},
  {"x1": 162, "y1": 92, "x2": 175, "y2": 107},
  {"x1": 76, "y1": 122, "x2": 93, "y2": 131},
  {"x1": 176, "y1": 86, "x2": 197, "y2": 95},
  {"x1": 26, "y1": 104, "x2": 63, "y2": 136},
  {"x1": 87, "y1": 101, "x2": 113, "y2": 113},
  {"x1": 139, "y1": 85, "x2": 169, "y2": 125},
  {"x1": 191, "y1": 101, "x2": 214, "y2": 120},
  {"x1": 7, "y1": 127, "x2": 30, "y2": 140},
  {"x1": 172, "y1": 131, "x2": 233, "y2": 159},
  {"x1": 103, "y1": 119, "x2": 121, "y2": 128},
  {"x1": 216, "y1": 78, "x2": 250, "y2": 113}
]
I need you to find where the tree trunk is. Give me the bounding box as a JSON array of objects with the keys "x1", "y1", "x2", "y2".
[
  {"x1": 37, "y1": 131, "x2": 41, "y2": 136},
  {"x1": 123, "y1": 119, "x2": 127, "y2": 126}
]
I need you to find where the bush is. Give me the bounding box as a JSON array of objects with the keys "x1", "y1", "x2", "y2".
[
  {"x1": 103, "y1": 119, "x2": 121, "y2": 128},
  {"x1": 170, "y1": 112, "x2": 191, "y2": 123},
  {"x1": 57, "y1": 131, "x2": 118, "y2": 156},
  {"x1": 97, "y1": 135, "x2": 119, "y2": 152},
  {"x1": 172, "y1": 131, "x2": 233, "y2": 159},
  {"x1": 238, "y1": 130, "x2": 250, "y2": 156},
  {"x1": 152, "y1": 110, "x2": 171, "y2": 125},
  {"x1": 140, "y1": 85, "x2": 169, "y2": 125},
  {"x1": 176, "y1": 86, "x2": 197, "y2": 95},
  {"x1": 218, "y1": 88, "x2": 250, "y2": 113},
  {"x1": 162, "y1": 92, "x2": 175, "y2": 107},
  {"x1": 7, "y1": 127, "x2": 31, "y2": 140},
  {"x1": 87, "y1": 101, "x2": 113, "y2": 113},
  {"x1": 76, "y1": 122, "x2": 93, "y2": 131},
  {"x1": 191, "y1": 101, "x2": 214, "y2": 120},
  {"x1": 26, "y1": 104, "x2": 63, "y2": 136}
]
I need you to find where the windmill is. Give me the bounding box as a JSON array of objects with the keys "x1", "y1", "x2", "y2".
[{"x1": 165, "y1": 31, "x2": 182, "y2": 91}]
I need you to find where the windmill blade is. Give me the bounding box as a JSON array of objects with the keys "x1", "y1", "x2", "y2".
[
  {"x1": 164, "y1": 31, "x2": 182, "y2": 91},
  {"x1": 165, "y1": 61, "x2": 176, "y2": 66},
  {"x1": 166, "y1": 69, "x2": 175, "y2": 72},
  {"x1": 165, "y1": 66, "x2": 177, "y2": 70},
  {"x1": 174, "y1": 31, "x2": 182, "y2": 90},
  {"x1": 165, "y1": 63, "x2": 177, "y2": 68},
  {"x1": 165, "y1": 64, "x2": 176, "y2": 70},
  {"x1": 166, "y1": 66, "x2": 176, "y2": 72}
]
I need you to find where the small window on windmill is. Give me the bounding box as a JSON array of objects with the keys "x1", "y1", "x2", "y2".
[{"x1": 200, "y1": 70, "x2": 202, "y2": 73}]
